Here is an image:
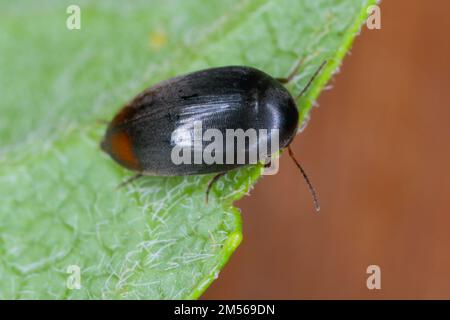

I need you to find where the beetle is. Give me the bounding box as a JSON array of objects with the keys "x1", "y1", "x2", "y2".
[{"x1": 101, "y1": 60, "x2": 326, "y2": 211}]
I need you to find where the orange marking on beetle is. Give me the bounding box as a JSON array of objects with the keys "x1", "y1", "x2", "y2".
[
  {"x1": 110, "y1": 131, "x2": 140, "y2": 171},
  {"x1": 112, "y1": 105, "x2": 135, "y2": 126}
]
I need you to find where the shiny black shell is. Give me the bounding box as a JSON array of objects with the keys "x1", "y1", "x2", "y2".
[{"x1": 101, "y1": 66, "x2": 299, "y2": 175}]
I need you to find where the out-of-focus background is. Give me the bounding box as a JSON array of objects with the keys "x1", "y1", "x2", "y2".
[{"x1": 205, "y1": 1, "x2": 450, "y2": 299}]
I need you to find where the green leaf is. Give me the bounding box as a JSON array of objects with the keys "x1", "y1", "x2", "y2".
[{"x1": 0, "y1": 0, "x2": 376, "y2": 299}]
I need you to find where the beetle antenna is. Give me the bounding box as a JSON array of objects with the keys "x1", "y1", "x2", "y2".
[
  {"x1": 296, "y1": 60, "x2": 328, "y2": 100},
  {"x1": 287, "y1": 146, "x2": 320, "y2": 212},
  {"x1": 205, "y1": 172, "x2": 227, "y2": 204}
]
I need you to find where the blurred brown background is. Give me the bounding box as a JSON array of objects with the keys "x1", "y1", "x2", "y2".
[{"x1": 204, "y1": 1, "x2": 450, "y2": 299}]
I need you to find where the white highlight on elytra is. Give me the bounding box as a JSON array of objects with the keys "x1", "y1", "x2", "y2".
[{"x1": 170, "y1": 121, "x2": 279, "y2": 173}]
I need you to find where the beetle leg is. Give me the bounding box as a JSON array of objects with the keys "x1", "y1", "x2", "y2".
[
  {"x1": 287, "y1": 146, "x2": 320, "y2": 212},
  {"x1": 276, "y1": 58, "x2": 305, "y2": 84},
  {"x1": 205, "y1": 172, "x2": 227, "y2": 204},
  {"x1": 116, "y1": 173, "x2": 143, "y2": 189},
  {"x1": 264, "y1": 159, "x2": 272, "y2": 168}
]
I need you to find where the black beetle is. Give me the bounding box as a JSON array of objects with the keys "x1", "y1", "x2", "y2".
[{"x1": 101, "y1": 60, "x2": 326, "y2": 211}]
